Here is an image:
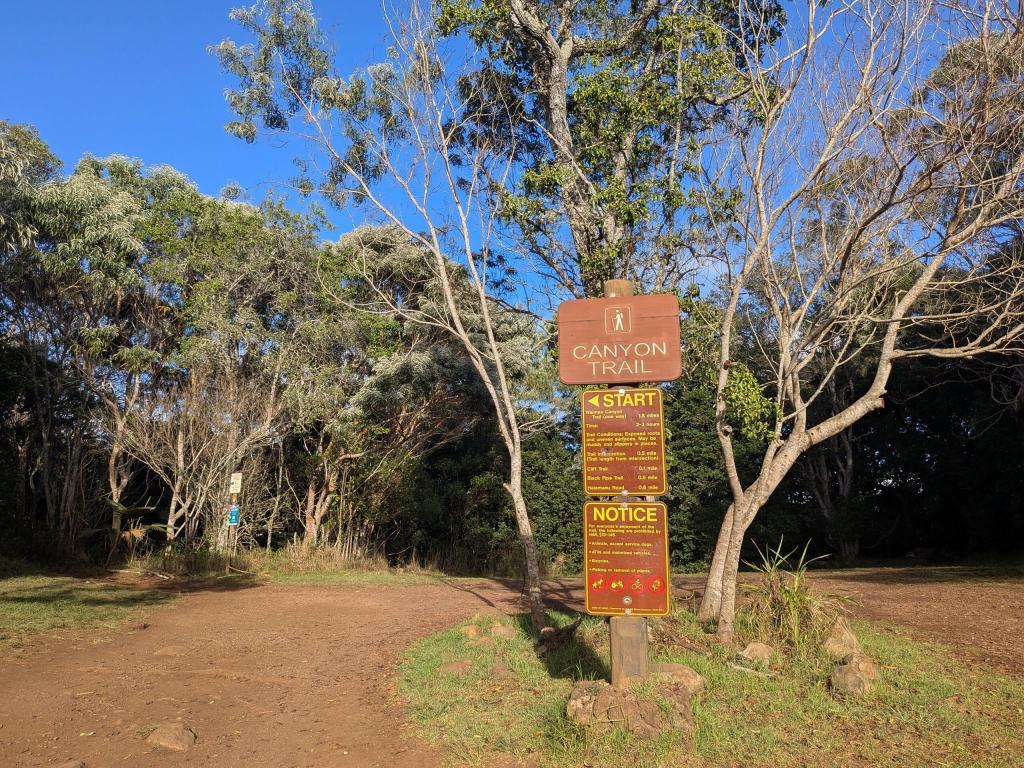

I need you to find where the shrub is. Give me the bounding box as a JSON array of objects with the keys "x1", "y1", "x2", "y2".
[{"x1": 739, "y1": 539, "x2": 846, "y2": 655}]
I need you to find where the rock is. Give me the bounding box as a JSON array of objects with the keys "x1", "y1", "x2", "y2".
[
  {"x1": 55, "y1": 762, "x2": 86, "y2": 768},
  {"x1": 822, "y1": 617, "x2": 862, "y2": 660},
  {"x1": 566, "y1": 680, "x2": 693, "y2": 741},
  {"x1": 740, "y1": 642, "x2": 773, "y2": 666},
  {"x1": 152, "y1": 645, "x2": 186, "y2": 657},
  {"x1": 655, "y1": 681, "x2": 696, "y2": 731},
  {"x1": 490, "y1": 623, "x2": 518, "y2": 639},
  {"x1": 145, "y1": 722, "x2": 197, "y2": 752},
  {"x1": 439, "y1": 659, "x2": 473, "y2": 677},
  {"x1": 652, "y1": 663, "x2": 705, "y2": 696},
  {"x1": 831, "y1": 652, "x2": 879, "y2": 697},
  {"x1": 566, "y1": 681, "x2": 602, "y2": 726}
]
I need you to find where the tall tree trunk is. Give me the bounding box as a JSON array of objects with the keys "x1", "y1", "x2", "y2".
[
  {"x1": 303, "y1": 483, "x2": 318, "y2": 548},
  {"x1": 697, "y1": 503, "x2": 735, "y2": 621},
  {"x1": 505, "y1": 451, "x2": 546, "y2": 632},
  {"x1": 715, "y1": 518, "x2": 748, "y2": 641}
]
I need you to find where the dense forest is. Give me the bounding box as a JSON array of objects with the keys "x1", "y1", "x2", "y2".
[
  {"x1": 3, "y1": 0, "x2": 1024, "y2": 593},
  {"x1": 2, "y1": 121, "x2": 1021, "y2": 575}
]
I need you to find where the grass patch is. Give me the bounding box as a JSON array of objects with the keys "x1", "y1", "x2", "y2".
[
  {"x1": 399, "y1": 612, "x2": 688, "y2": 768},
  {"x1": 251, "y1": 546, "x2": 446, "y2": 586},
  {"x1": 0, "y1": 559, "x2": 173, "y2": 652},
  {"x1": 125, "y1": 544, "x2": 444, "y2": 586},
  {"x1": 399, "y1": 610, "x2": 1024, "y2": 768}
]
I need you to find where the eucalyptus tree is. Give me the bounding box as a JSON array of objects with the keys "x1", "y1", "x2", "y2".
[
  {"x1": 0, "y1": 125, "x2": 143, "y2": 549},
  {"x1": 281, "y1": 225, "x2": 497, "y2": 553},
  {"x1": 694, "y1": 0, "x2": 1024, "y2": 638},
  {"x1": 435, "y1": 0, "x2": 784, "y2": 295},
  {"x1": 215, "y1": 0, "x2": 559, "y2": 627},
  {"x1": 65, "y1": 156, "x2": 324, "y2": 548}
]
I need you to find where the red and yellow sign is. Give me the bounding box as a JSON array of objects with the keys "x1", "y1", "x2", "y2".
[
  {"x1": 582, "y1": 388, "x2": 666, "y2": 496},
  {"x1": 583, "y1": 501, "x2": 670, "y2": 616},
  {"x1": 557, "y1": 294, "x2": 681, "y2": 385}
]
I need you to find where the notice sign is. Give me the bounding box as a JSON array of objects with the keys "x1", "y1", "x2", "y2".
[
  {"x1": 229, "y1": 472, "x2": 243, "y2": 494},
  {"x1": 584, "y1": 501, "x2": 670, "y2": 616},
  {"x1": 557, "y1": 294, "x2": 681, "y2": 385},
  {"x1": 582, "y1": 388, "x2": 666, "y2": 496}
]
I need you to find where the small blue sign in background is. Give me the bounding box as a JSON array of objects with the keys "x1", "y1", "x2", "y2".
[{"x1": 228, "y1": 503, "x2": 240, "y2": 526}]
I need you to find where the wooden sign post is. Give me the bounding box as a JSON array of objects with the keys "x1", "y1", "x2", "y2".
[
  {"x1": 557, "y1": 292, "x2": 681, "y2": 385},
  {"x1": 558, "y1": 279, "x2": 680, "y2": 690},
  {"x1": 225, "y1": 472, "x2": 242, "y2": 574}
]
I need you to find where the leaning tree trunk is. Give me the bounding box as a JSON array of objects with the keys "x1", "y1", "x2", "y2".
[
  {"x1": 697, "y1": 503, "x2": 736, "y2": 622},
  {"x1": 715, "y1": 521, "x2": 748, "y2": 641},
  {"x1": 505, "y1": 452, "x2": 547, "y2": 632}
]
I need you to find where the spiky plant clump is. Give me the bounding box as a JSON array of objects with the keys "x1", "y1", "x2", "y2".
[{"x1": 739, "y1": 539, "x2": 847, "y2": 656}]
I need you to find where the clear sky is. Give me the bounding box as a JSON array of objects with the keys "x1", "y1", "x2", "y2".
[{"x1": 3, "y1": 1, "x2": 391, "y2": 204}]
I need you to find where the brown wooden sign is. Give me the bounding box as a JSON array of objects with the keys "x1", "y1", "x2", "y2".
[
  {"x1": 557, "y1": 294, "x2": 681, "y2": 385},
  {"x1": 582, "y1": 388, "x2": 666, "y2": 496},
  {"x1": 583, "y1": 501, "x2": 670, "y2": 616}
]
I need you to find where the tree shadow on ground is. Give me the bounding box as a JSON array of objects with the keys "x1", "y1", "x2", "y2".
[
  {"x1": 539, "y1": 579, "x2": 585, "y2": 614},
  {"x1": 0, "y1": 583, "x2": 175, "y2": 609},
  {"x1": 814, "y1": 564, "x2": 1024, "y2": 586},
  {"x1": 440, "y1": 577, "x2": 510, "y2": 609},
  {"x1": 512, "y1": 612, "x2": 610, "y2": 683}
]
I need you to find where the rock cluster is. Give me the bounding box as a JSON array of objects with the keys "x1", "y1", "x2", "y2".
[
  {"x1": 830, "y1": 652, "x2": 879, "y2": 696},
  {"x1": 566, "y1": 680, "x2": 693, "y2": 740},
  {"x1": 566, "y1": 664, "x2": 700, "y2": 744},
  {"x1": 817, "y1": 620, "x2": 879, "y2": 697},
  {"x1": 822, "y1": 617, "x2": 862, "y2": 660}
]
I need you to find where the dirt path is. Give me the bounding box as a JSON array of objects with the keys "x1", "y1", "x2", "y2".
[
  {"x1": 0, "y1": 578, "x2": 526, "y2": 768},
  {"x1": 1, "y1": 567, "x2": 1021, "y2": 767},
  {"x1": 814, "y1": 567, "x2": 1024, "y2": 676}
]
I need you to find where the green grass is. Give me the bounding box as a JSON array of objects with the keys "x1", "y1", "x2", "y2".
[
  {"x1": 0, "y1": 559, "x2": 174, "y2": 652},
  {"x1": 398, "y1": 610, "x2": 1024, "y2": 768}
]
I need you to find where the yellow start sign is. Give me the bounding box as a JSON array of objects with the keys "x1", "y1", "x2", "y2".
[{"x1": 582, "y1": 387, "x2": 667, "y2": 496}]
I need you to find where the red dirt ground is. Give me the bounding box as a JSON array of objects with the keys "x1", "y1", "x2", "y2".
[{"x1": 0, "y1": 567, "x2": 1021, "y2": 767}]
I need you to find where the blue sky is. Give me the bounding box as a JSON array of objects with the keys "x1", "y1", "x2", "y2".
[{"x1": 3, "y1": 1, "x2": 390, "y2": 205}]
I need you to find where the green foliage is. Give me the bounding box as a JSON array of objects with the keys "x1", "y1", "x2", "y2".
[
  {"x1": 663, "y1": 370, "x2": 768, "y2": 570},
  {"x1": 0, "y1": 122, "x2": 59, "y2": 251},
  {"x1": 522, "y1": 431, "x2": 585, "y2": 574},
  {"x1": 433, "y1": 1, "x2": 784, "y2": 292},
  {"x1": 214, "y1": 1, "x2": 784, "y2": 294},
  {"x1": 722, "y1": 362, "x2": 778, "y2": 442}
]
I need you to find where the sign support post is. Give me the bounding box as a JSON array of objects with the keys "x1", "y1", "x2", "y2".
[
  {"x1": 603, "y1": 279, "x2": 650, "y2": 690},
  {"x1": 225, "y1": 472, "x2": 242, "y2": 574},
  {"x1": 558, "y1": 277, "x2": 679, "y2": 690}
]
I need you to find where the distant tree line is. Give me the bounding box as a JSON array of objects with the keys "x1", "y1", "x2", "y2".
[
  {"x1": 1, "y1": 121, "x2": 1019, "y2": 574},
  {"x1": 4, "y1": 0, "x2": 1024, "y2": 595}
]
